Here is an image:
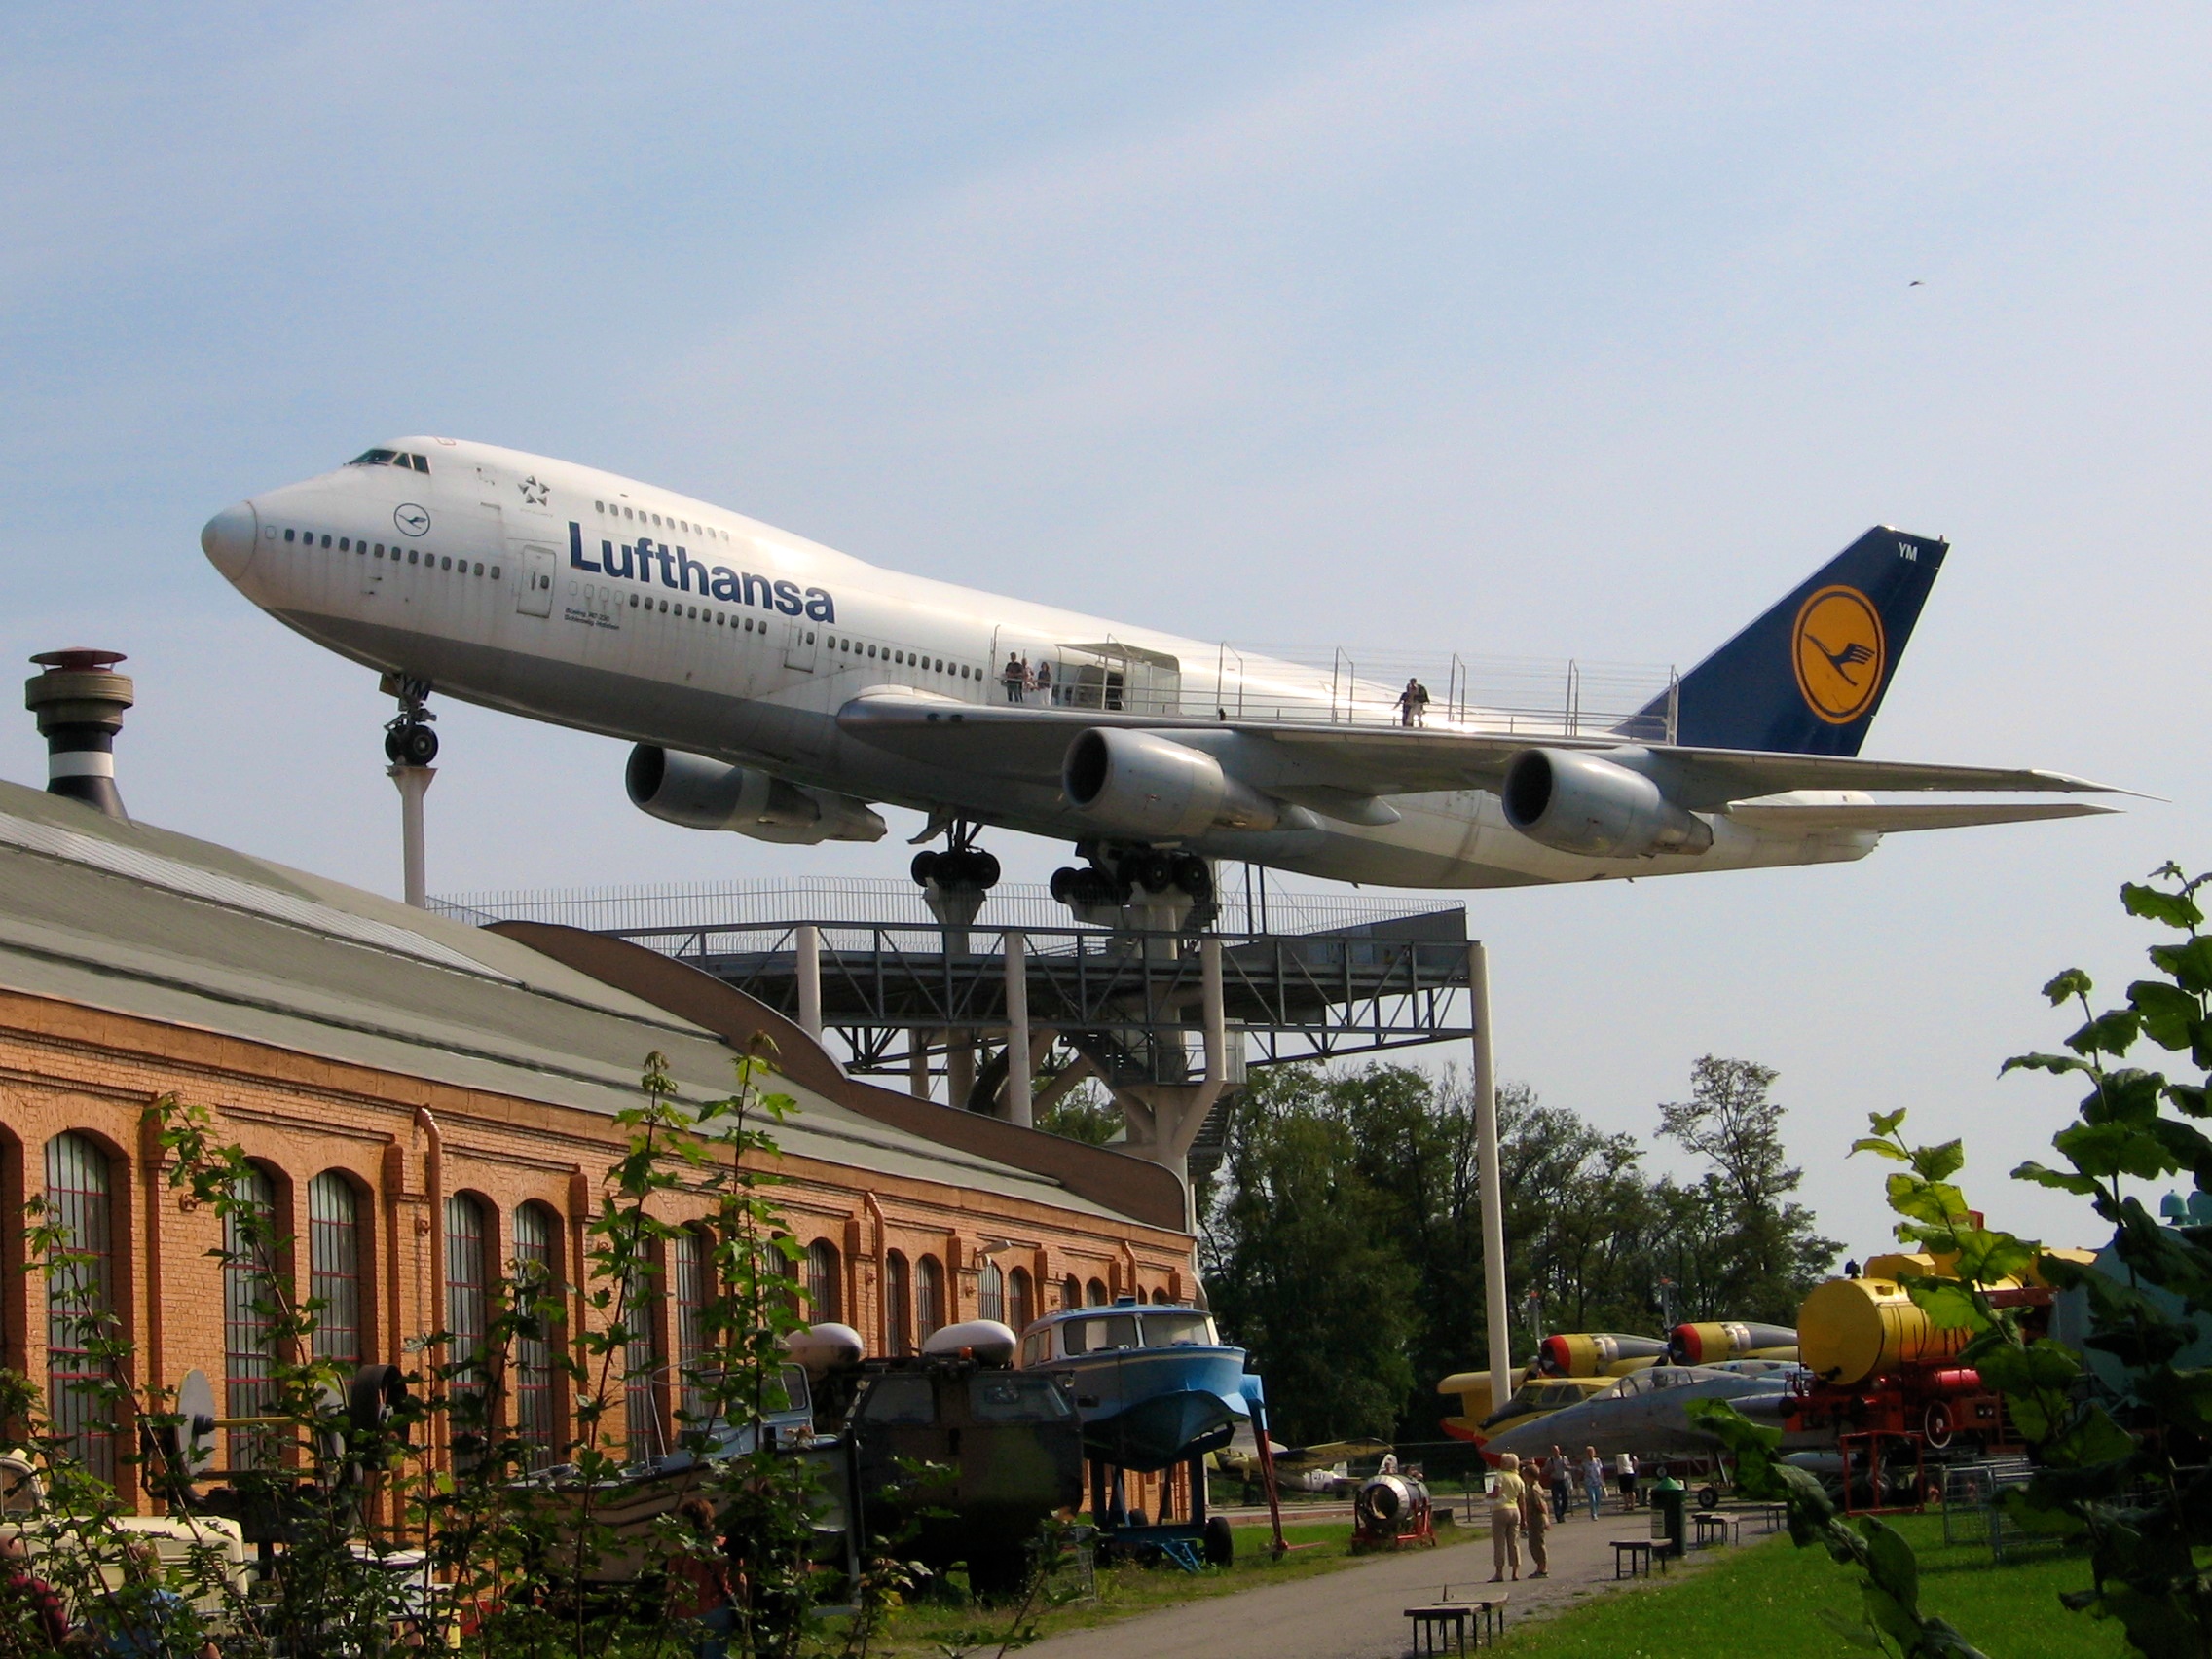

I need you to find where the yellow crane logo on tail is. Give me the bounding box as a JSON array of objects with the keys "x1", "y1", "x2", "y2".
[{"x1": 1791, "y1": 584, "x2": 1886, "y2": 724}]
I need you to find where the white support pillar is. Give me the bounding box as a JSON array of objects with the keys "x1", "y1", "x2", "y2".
[
  {"x1": 1004, "y1": 932, "x2": 1032, "y2": 1127},
  {"x1": 908, "y1": 1039, "x2": 931, "y2": 1101},
  {"x1": 796, "y1": 924, "x2": 823, "y2": 1040},
  {"x1": 1471, "y1": 940, "x2": 1512, "y2": 1422},
  {"x1": 387, "y1": 765, "x2": 434, "y2": 908}
]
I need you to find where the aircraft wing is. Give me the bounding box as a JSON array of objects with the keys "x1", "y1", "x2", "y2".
[
  {"x1": 1723, "y1": 801, "x2": 2118, "y2": 833},
  {"x1": 836, "y1": 693, "x2": 2131, "y2": 807}
]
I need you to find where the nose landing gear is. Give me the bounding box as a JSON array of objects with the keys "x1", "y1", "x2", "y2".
[{"x1": 381, "y1": 674, "x2": 438, "y2": 766}]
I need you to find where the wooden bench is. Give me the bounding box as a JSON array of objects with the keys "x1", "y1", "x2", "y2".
[
  {"x1": 1405, "y1": 1590, "x2": 1508, "y2": 1652},
  {"x1": 1754, "y1": 1502, "x2": 1788, "y2": 1534},
  {"x1": 1691, "y1": 1512, "x2": 1741, "y2": 1548},
  {"x1": 1612, "y1": 1539, "x2": 1662, "y2": 1579}
]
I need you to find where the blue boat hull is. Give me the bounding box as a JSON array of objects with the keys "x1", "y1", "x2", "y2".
[{"x1": 1061, "y1": 1348, "x2": 1251, "y2": 1472}]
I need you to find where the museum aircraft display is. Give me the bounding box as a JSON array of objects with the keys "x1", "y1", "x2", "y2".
[{"x1": 202, "y1": 436, "x2": 2121, "y2": 910}]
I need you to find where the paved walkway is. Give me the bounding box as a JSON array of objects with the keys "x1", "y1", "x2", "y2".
[{"x1": 1021, "y1": 1504, "x2": 1737, "y2": 1659}]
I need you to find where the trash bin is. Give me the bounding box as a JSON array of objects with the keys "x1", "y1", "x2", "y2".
[{"x1": 1650, "y1": 1476, "x2": 1687, "y2": 1559}]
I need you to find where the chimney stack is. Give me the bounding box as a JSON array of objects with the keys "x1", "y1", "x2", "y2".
[{"x1": 25, "y1": 648, "x2": 134, "y2": 821}]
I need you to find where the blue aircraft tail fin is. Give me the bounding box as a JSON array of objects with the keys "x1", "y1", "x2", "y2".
[{"x1": 1624, "y1": 526, "x2": 1948, "y2": 756}]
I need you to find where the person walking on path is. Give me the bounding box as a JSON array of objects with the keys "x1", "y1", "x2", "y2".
[
  {"x1": 668, "y1": 1497, "x2": 736, "y2": 1659},
  {"x1": 1581, "y1": 1445, "x2": 1606, "y2": 1521},
  {"x1": 1520, "y1": 1469, "x2": 1552, "y2": 1579},
  {"x1": 1489, "y1": 1453, "x2": 1526, "y2": 1582},
  {"x1": 1616, "y1": 1451, "x2": 1640, "y2": 1511},
  {"x1": 1546, "y1": 1445, "x2": 1573, "y2": 1523},
  {"x1": 1396, "y1": 678, "x2": 1431, "y2": 726}
]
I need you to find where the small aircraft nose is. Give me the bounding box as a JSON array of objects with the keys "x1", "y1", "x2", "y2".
[{"x1": 201, "y1": 500, "x2": 259, "y2": 580}]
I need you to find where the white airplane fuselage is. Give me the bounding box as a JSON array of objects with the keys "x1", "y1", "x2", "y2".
[{"x1": 203, "y1": 436, "x2": 1880, "y2": 889}]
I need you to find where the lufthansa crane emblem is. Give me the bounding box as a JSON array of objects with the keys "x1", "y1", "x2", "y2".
[
  {"x1": 393, "y1": 503, "x2": 432, "y2": 537},
  {"x1": 1791, "y1": 584, "x2": 1885, "y2": 724},
  {"x1": 518, "y1": 475, "x2": 549, "y2": 506}
]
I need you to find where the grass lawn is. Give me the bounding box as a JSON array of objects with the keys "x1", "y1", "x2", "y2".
[
  {"x1": 1495, "y1": 1512, "x2": 2128, "y2": 1659},
  {"x1": 867, "y1": 1516, "x2": 1479, "y2": 1656}
]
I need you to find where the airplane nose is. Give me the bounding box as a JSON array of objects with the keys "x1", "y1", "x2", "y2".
[{"x1": 201, "y1": 501, "x2": 259, "y2": 580}]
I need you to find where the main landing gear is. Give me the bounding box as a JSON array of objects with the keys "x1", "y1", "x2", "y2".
[
  {"x1": 1048, "y1": 844, "x2": 1221, "y2": 924},
  {"x1": 909, "y1": 820, "x2": 1001, "y2": 899},
  {"x1": 381, "y1": 674, "x2": 438, "y2": 767}
]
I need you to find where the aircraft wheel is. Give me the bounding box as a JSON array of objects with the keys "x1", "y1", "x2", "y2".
[
  {"x1": 1203, "y1": 1516, "x2": 1235, "y2": 1567},
  {"x1": 1173, "y1": 854, "x2": 1212, "y2": 901},
  {"x1": 971, "y1": 850, "x2": 1002, "y2": 888},
  {"x1": 1132, "y1": 852, "x2": 1175, "y2": 894},
  {"x1": 391, "y1": 723, "x2": 438, "y2": 766},
  {"x1": 1696, "y1": 1484, "x2": 1719, "y2": 1510},
  {"x1": 1050, "y1": 866, "x2": 1079, "y2": 903},
  {"x1": 911, "y1": 850, "x2": 940, "y2": 886}
]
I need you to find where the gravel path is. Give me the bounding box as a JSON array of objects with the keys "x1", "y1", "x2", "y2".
[{"x1": 1016, "y1": 1503, "x2": 1734, "y2": 1659}]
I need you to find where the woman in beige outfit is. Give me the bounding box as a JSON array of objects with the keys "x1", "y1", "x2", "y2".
[
  {"x1": 1520, "y1": 1467, "x2": 1551, "y2": 1578},
  {"x1": 1490, "y1": 1453, "x2": 1526, "y2": 1581}
]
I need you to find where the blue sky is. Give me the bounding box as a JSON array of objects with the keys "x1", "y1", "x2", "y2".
[{"x1": 4, "y1": 3, "x2": 2205, "y2": 1265}]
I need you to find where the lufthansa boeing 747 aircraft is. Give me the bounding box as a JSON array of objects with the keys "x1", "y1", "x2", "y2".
[{"x1": 201, "y1": 436, "x2": 2118, "y2": 912}]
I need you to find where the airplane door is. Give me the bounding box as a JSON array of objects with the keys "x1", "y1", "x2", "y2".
[
  {"x1": 517, "y1": 546, "x2": 557, "y2": 617},
  {"x1": 782, "y1": 617, "x2": 817, "y2": 671}
]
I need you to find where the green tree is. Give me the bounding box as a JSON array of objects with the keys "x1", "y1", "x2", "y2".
[
  {"x1": 1657, "y1": 1055, "x2": 1838, "y2": 1320},
  {"x1": 1200, "y1": 1066, "x2": 1419, "y2": 1443}
]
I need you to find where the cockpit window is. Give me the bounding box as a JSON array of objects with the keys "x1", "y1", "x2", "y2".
[{"x1": 346, "y1": 449, "x2": 430, "y2": 473}]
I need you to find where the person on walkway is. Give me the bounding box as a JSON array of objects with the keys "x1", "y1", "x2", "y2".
[
  {"x1": 1488, "y1": 1453, "x2": 1526, "y2": 1582},
  {"x1": 1519, "y1": 1467, "x2": 1551, "y2": 1579},
  {"x1": 668, "y1": 1497, "x2": 736, "y2": 1659},
  {"x1": 1546, "y1": 1445, "x2": 1572, "y2": 1523},
  {"x1": 1003, "y1": 652, "x2": 1028, "y2": 702},
  {"x1": 1581, "y1": 1445, "x2": 1606, "y2": 1520},
  {"x1": 0, "y1": 1535, "x2": 67, "y2": 1651},
  {"x1": 1616, "y1": 1451, "x2": 1640, "y2": 1511},
  {"x1": 1396, "y1": 678, "x2": 1432, "y2": 726},
  {"x1": 1034, "y1": 659, "x2": 1053, "y2": 704}
]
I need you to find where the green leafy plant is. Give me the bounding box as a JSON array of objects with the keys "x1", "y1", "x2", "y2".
[{"x1": 1697, "y1": 862, "x2": 2212, "y2": 1659}]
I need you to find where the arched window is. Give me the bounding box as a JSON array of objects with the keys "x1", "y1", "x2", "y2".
[
  {"x1": 510, "y1": 1202, "x2": 560, "y2": 1468},
  {"x1": 1151, "y1": 1288, "x2": 1169, "y2": 1306},
  {"x1": 307, "y1": 1172, "x2": 362, "y2": 1369},
  {"x1": 672, "y1": 1225, "x2": 714, "y2": 1429},
  {"x1": 1061, "y1": 1274, "x2": 1081, "y2": 1311},
  {"x1": 444, "y1": 1193, "x2": 491, "y2": 1465},
  {"x1": 977, "y1": 1260, "x2": 1004, "y2": 1324},
  {"x1": 1086, "y1": 1277, "x2": 1109, "y2": 1308},
  {"x1": 1008, "y1": 1267, "x2": 1034, "y2": 1333},
  {"x1": 223, "y1": 1166, "x2": 279, "y2": 1469},
  {"x1": 622, "y1": 1244, "x2": 665, "y2": 1464},
  {"x1": 44, "y1": 1133, "x2": 113, "y2": 1479},
  {"x1": 805, "y1": 1238, "x2": 841, "y2": 1325},
  {"x1": 885, "y1": 1252, "x2": 912, "y2": 1356},
  {"x1": 915, "y1": 1255, "x2": 945, "y2": 1344}
]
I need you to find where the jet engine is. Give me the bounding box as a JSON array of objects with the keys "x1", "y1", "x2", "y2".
[
  {"x1": 1501, "y1": 748, "x2": 1714, "y2": 859},
  {"x1": 1060, "y1": 728, "x2": 1278, "y2": 839},
  {"x1": 626, "y1": 745, "x2": 886, "y2": 844}
]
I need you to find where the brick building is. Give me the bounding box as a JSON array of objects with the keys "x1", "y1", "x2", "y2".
[{"x1": 0, "y1": 777, "x2": 1194, "y2": 1505}]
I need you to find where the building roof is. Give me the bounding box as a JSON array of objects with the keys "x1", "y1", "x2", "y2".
[{"x1": 0, "y1": 778, "x2": 1143, "y2": 1224}]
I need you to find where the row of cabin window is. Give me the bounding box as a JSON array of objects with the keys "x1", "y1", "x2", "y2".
[
  {"x1": 282, "y1": 525, "x2": 499, "y2": 580},
  {"x1": 825, "y1": 633, "x2": 978, "y2": 680},
  {"x1": 594, "y1": 499, "x2": 729, "y2": 542}
]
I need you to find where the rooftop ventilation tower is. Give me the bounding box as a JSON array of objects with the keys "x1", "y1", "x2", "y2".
[{"x1": 25, "y1": 648, "x2": 133, "y2": 821}]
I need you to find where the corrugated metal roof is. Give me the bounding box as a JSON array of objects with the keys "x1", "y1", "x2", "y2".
[{"x1": 0, "y1": 780, "x2": 1122, "y2": 1220}]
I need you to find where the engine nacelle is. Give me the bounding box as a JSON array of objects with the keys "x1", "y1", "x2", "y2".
[
  {"x1": 625, "y1": 746, "x2": 886, "y2": 844},
  {"x1": 1501, "y1": 748, "x2": 1713, "y2": 859},
  {"x1": 1061, "y1": 728, "x2": 1279, "y2": 839}
]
